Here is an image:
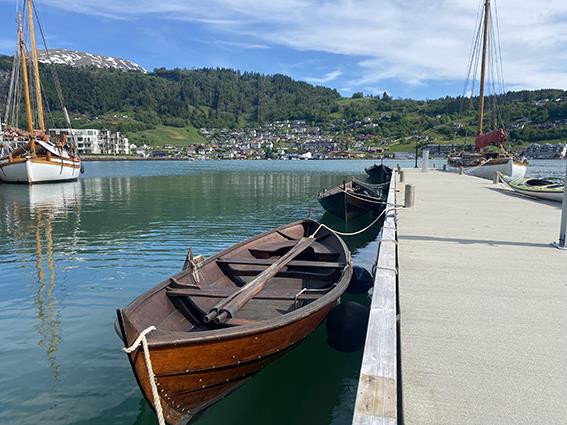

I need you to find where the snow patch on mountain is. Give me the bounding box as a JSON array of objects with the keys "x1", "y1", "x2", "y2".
[{"x1": 37, "y1": 49, "x2": 147, "y2": 73}]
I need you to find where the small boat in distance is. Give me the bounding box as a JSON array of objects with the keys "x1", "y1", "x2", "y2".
[
  {"x1": 0, "y1": 0, "x2": 81, "y2": 183},
  {"x1": 498, "y1": 172, "x2": 564, "y2": 203},
  {"x1": 446, "y1": 0, "x2": 527, "y2": 179},
  {"x1": 364, "y1": 163, "x2": 392, "y2": 184},
  {"x1": 318, "y1": 180, "x2": 386, "y2": 219},
  {"x1": 116, "y1": 219, "x2": 352, "y2": 425}
]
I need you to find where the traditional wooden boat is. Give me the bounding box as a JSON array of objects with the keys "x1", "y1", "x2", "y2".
[
  {"x1": 364, "y1": 163, "x2": 392, "y2": 184},
  {"x1": 0, "y1": 0, "x2": 81, "y2": 183},
  {"x1": 116, "y1": 219, "x2": 352, "y2": 425},
  {"x1": 318, "y1": 180, "x2": 386, "y2": 219},
  {"x1": 498, "y1": 172, "x2": 564, "y2": 203},
  {"x1": 445, "y1": 0, "x2": 528, "y2": 180}
]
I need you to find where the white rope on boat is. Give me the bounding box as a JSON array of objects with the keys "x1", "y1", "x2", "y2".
[
  {"x1": 123, "y1": 326, "x2": 166, "y2": 425},
  {"x1": 313, "y1": 206, "x2": 402, "y2": 237},
  {"x1": 344, "y1": 190, "x2": 388, "y2": 204}
]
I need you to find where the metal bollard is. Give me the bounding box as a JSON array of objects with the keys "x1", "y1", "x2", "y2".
[
  {"x1": 493, "y1": 172, "x2": 499, "y2": 184},
  {"x1": 459, "y1": 166, "x2": 463, "y2": 175},
  {"x1": 405, "y1": 184, "x2": 415, "y2": 208},
  {"x1": 399, "y1": 170, "x2": 405, "y2": 183},
  {"x1": 443, "y1": 164, "x2": 447, "y2": 171}
]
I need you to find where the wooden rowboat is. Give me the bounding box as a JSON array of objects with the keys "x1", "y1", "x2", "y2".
[
  {"x1": 364, "y1": 163, "x2": 392, "y2": 184},
  {"x1": 498, "y1": 172, "x2": 564, "y2": 203},
  {"x1": 116, "y1": 219, "x2": 352, "y2": 425},
  {"x1": 318, "y1": 180, "x2": 386, "y2": 219}
]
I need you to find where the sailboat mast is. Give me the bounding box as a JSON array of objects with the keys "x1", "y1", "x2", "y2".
[
  {"x1": 26, "y1": 0, "x2": 45, "y2": 132},
  {"x1": 477, "y1": 0, "x2": 490, "y2": 140},
  {"x1": 18, "y1": 12, "x2": 35, "y2": 143}
]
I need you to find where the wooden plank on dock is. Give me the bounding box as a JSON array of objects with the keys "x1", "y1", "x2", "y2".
[{"x1": 352, "y1": 170, "x2": 398, "y2": 425}]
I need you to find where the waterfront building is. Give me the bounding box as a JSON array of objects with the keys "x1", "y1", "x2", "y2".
[
  {"x1": 49, "y1": 128, "x2": 102, "y2": 154},
  {"x1": 49, "y1": 128, "x2": 130, "y2": 155}
]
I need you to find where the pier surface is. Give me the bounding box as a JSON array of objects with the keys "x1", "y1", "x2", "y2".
[{"x1": 398, "y1": 170, "x2": 567, "y2": 425}]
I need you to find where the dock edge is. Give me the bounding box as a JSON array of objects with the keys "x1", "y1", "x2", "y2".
[{"x1": 352, "y1": 170, "x2": 399, "y2": 425}]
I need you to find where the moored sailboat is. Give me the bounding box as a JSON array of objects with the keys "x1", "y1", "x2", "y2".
[
  {"x1": 447, "y1": 0, "x2": 527, "y2": 179},
  {"x1": 0, "y1": 0, "x2": 81, "y2": 184}
]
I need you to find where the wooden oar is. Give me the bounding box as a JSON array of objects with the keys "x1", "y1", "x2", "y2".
[{"x1": 203, "y1": 236, "x2": 316, "y2": 324}]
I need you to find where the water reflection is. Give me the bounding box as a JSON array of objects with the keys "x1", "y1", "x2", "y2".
[
  {"x1": 0, "y1": 161, "x2": 389, "y2": 425},
  {"x1": 1, "y1": 183, "x2": 82, "y2": 380}
]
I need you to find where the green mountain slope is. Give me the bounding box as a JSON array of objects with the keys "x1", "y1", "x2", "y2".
[{"x1": 1, "y1": 54, "x2": 566, "y2": 147}]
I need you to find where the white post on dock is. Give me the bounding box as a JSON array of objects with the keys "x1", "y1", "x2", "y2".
[
  {"x1": 553, "y1": 159, "x2": 567, "y2": 250},
  {"x1": 421, "y1": 149, "x2": 429, "y2": 172}
]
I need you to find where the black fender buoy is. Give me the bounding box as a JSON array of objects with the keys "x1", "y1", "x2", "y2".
[
  {"x1": 80, "y1": 164, "x2": 85, "y2": 174},
  {"x1": 346, "y1": 266, "x2": 374, "y2": 294},
  {"x1": 326, "y1": 301, "x2": 370, "y2": 352}
]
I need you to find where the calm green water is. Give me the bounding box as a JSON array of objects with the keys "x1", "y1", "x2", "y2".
[
  {"x1": 0, "y1": 158, "x2": 562, "y2": 425},
  {"x1": 0, "y1": 159, "x2": 398, "y2": 425}
]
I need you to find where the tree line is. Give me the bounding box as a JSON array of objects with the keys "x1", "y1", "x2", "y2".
[{"x1": 0, "y1": 55, "x2": 566, "y2": 144}]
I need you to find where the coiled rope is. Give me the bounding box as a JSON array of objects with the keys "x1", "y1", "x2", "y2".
[{"x1": 123, "y1": 326, "x2": 166, "y2": 425}]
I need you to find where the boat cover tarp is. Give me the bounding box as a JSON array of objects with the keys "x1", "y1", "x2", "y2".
[{"x1": 475, "y1": 128, "x2": 506, "y2": 150}]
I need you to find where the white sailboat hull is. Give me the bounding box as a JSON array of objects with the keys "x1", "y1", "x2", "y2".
[
  {"x1": 0, "y1": 157, "x2": 81, "y2": 183},
  {"x1": 447, "y1": 157, "x2": 527, "y2": 180}
]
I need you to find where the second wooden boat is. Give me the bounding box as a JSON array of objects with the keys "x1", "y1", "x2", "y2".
[
  {"x1": 498, "y1": 172, "x2": 564, "y2": 202},
  {"x1": 364, "y1": 163, "x2": 392, "y2": 184},
  {"x1": 116, "y1": 219, "x2": 352, "y2": 425},
  {"x1": 318, "y1": 180, "x2": 386, "y2": 219}
]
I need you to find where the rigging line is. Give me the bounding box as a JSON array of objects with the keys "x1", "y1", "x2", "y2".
[
  {"x1": 488, "y1": 19, "x2": 505, "y2": 131},
  {"x1": 4, "y1": 40, "x2": 20, "y2": 124},
  {"x1": 32, "y1": 1, "x2": 77, "y2": 148},
  {"x1": 460, "y1": 1, "x2": 484, "y2": 116},
  {"x1": 32, "y1": 2, "x2": 66, "y2": 116},
  {"x1": 493, "y1": 0, "x2": 506, "y2": 95}
]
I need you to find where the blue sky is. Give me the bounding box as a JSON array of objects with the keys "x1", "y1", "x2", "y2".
[{"x1": 1, "y1": 0, "x2": 566, "y2": 99}]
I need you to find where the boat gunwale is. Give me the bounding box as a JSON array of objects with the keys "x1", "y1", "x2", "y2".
[
  {"x1": 317, "y1": 180, "x2": 381, "y2": 200},
  {"x1": 118, "y1": 218, "x2": 352, "y2": 348}
]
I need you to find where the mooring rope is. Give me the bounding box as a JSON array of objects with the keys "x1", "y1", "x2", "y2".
[
  {"x1": 344, "y1": 190, "x2": 388, "y2": 204},
  {"x1": 123, "y1": 326, "x2": 166, "y2": 425},
  {"x1": 313, "y1": 206, "x2": 401, "y2": 237},
  {"x1": 352, "y1": 178, "x2": 391, "y2": 188}
]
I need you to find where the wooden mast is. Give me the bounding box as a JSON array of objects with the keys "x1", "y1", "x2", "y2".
[
  {"x1": 476, "y1": 0, "x2": 490, "y2": 144},
  {"x1": 18, "y1": 12, "x2": 35, "y2": 154},
  {"x1": 26, "y1": 0, "x2": 45, "y2": 132}
]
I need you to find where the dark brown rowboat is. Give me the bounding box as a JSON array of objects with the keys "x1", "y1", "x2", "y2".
[
  {"x1": 116, "y1": 219, "x2": 352, "y2": 425},
  {"x1": 318, "y1": 180, "x2": 386, "y2": 219}
]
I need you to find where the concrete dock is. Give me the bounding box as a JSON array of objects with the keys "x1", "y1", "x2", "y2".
[{"x1": 398, "y1": 169, "x2": 567, "y2": 424}]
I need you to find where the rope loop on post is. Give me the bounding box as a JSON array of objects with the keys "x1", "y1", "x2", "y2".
[{"x1": 123, "y1": 326, "x2": 166, "y2": 425}]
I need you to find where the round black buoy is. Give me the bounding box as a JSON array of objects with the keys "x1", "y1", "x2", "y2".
[
  {"x1": 326, "y1": 301, "x2": 370, "y2": 352},
  {"x1": 346, "y1": 266, "x2": 374, "y2": 294}
]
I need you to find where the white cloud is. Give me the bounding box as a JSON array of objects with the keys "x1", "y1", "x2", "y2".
[
  {"x1": 304, "y1": 69, "x2": 342, "y2": 84},
  {"x1": 20, "y1": 0, "x2": 567, "y2": 90},
  {"x1": 214, "y1": 40, "x2": 270, "y2": 49}
]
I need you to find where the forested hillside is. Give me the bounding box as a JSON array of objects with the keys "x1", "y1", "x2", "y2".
[{"x1": 1, "y1": 54, "x2": 566, "y2": 146}]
